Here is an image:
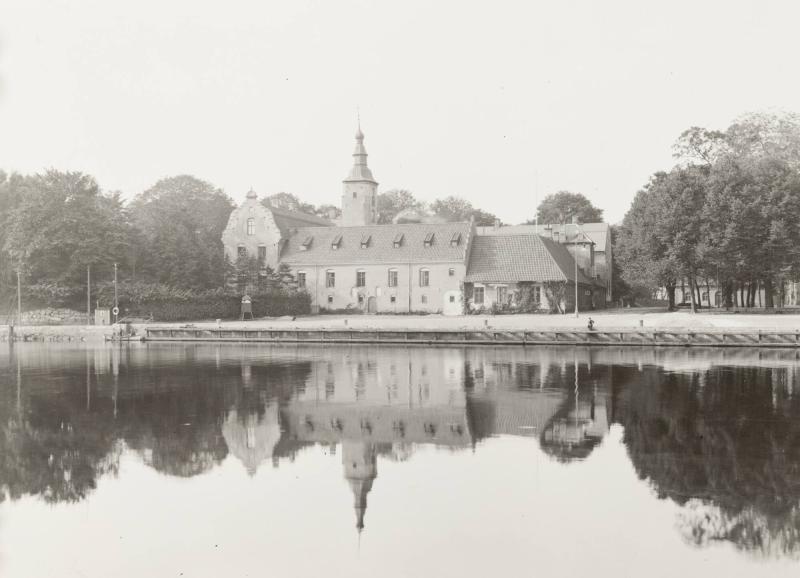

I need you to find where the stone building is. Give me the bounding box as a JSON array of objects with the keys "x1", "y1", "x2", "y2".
[{"x1": 221, "y1": 124, "x2": 609, "y2": 314}]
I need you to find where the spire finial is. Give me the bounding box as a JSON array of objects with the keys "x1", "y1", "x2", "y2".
[{"x1": 356, "y1": 106, "x2": 363, "y2": 140}]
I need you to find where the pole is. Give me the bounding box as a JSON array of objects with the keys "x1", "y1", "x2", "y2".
[
  {"x1": 17, "y1": 270, "x2": 22, "y2": 325},
  {"x1": 575, "y1": 246, "x2": 579, "y2": 318},
  {"x1": 87, "y1": 264, "x2": 91, "y2": 325},
  {"x1": 113, "y1": 262, "x2": 118, "y2": 323}
]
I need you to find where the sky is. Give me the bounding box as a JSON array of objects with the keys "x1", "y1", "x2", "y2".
[{"x1": 1, "y1": 0, "x2": 799, "y2": 225}]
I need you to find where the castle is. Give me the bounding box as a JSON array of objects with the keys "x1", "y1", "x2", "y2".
[{"x1": 221, "y1": 126, "x2": 610, "y2": 313}]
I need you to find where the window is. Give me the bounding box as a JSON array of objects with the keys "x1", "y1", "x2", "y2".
[
  {"x1": 419, "y1": 269, "x2": 430, "y2": 287},
  {"x1": 353, "y1": 192, "x2": 357, "y2": 199},
  {"x1": 421, "y1": 295, "x2": 428, "y2": 304},
  {"x1": 388, "y1": 269, "x2": 398, "y2": 287},
  {"x1": 449, "y1": 232, "x2": 461, "y2": 247},
  {"x1": 300, "y1": 236, "x2": 313, "y2": 251},
  {"x1": 393, "y1": 233, "x2": 404, "y2": 248},
  {"x1": 474, "y1": 286, "x2": 485, "y2": 305},
  {"x1": 390, "y1": 295, "x2": 396, "y2": 303},
  {"x1": 331, "y1": 234, "x2": 342, "y2": 250},
  {"x1": 356, "y1": 270, "x2": 366, "y2": 287},
  {"x1": 448, "y1": 268, "x2": 455, "y2": 277},
  {"x1": 497, "y1": 286, "x2": 508, "y2": 303},
  {"x1": 297, "y1": 271, "x2": 306, "y2": 288},
  {"x1": 533, "y1": 286, "x2": 541, "y2": 303},
  {"x1": 358, "y1": 294, "x2": 364, "y2": 305},
  {"x1": 237, "y1": 246, "x2": 247, "y2": 258},
  {"x1": 360, "y1": 235, "x2": 371, "y2": 249},
  {"x1": 326, "y1": 270, "x2": 335, "y2": 288},
  {"x1": 257, "y1": 246, "x2": 266, "y2": 264},
  {"x1": 424, "y1": 232, "x2": 434, "y2": 247},
  {"x1": 327, "y1": 295, "x2": 333, "y2": 304},
  {"x1": 702, "y1": 292, "x2": 709, "y2": 302},
  {"x1": 247, "y1": 218, "x2": 255, "y2": 236},
  {"x1": 449, "y1": 295, "x2": 455, "y2": 303}
]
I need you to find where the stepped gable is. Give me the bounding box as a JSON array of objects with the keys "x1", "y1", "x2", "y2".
[
  {"x1": 281, "y1": 221, "x2": 472, "y2": 265},
  {"x1": 466, "y1": 234, "x2": 595, "y2": 284}
]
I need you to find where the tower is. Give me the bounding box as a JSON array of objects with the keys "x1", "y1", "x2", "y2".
[
  {"x1": 341, "y1": 124, "x2": 378, "y2": 226},
  {"x1": 342, "y1": 440, "x2": 377, "y2": 533}
]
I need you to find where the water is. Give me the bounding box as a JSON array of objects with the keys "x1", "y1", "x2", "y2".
[{"x1": 1, "y1": 343, "x2": 800, "y2": 577}]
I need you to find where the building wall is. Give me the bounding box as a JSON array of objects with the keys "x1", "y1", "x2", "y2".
[
  {"x1": 286, "y1": 261, "x2": 466, "y2": 313},
  {"x1": 466, "y1": 281, "x2": 603, "y2": 313},
  {"x1": 340, "y1": 181, "x2": 377, "y2": 226},
  {"x1": 221, "y1": 197, "x2": 283, "y2": 269}
]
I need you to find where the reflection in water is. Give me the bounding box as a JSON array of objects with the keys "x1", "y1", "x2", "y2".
[{"x1": 1, "y1": 343, "x2": 800, "y2": 563}]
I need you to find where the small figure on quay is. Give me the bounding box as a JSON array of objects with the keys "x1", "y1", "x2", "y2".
[
  {"x1": 240, "y1": 294, "x2": 253, "y2": 321},
  {"x1": 587, "y1": 317, "x2": 595, "y2": 331}
]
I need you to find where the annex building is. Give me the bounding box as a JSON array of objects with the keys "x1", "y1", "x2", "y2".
[{"x1": 222, "y1": 126, "x2": 608, "y2": 314}]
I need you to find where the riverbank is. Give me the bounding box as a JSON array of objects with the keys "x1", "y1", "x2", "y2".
[{"x1": 3, "y1": 308, "x2": 800, "y2": 344}]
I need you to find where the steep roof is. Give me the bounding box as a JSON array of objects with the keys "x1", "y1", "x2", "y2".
[
  {"x1": 281, "y1": 222, "x2": 472, "y2": 265},
  {"x1": 477, "y1": 222, "x2": 610, "y2": 252},
  {"x1": 465, "y1": 234, "x2": 595, "y2": 284},
  {"x1": 270, "y1": 207, "x2": 333, "y2": 235}
]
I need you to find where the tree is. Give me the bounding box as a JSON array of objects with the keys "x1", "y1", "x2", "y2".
[
  {"x1": 672, "y1": 126, "x2": 728, "y2": 166},
  {"x1": 262, "y1": 192, "x2": 316, "y2": 215},
  {"x1": 3, "y1": 170, "x2": 133, "y2": 287},
  {"x1": 377, "y1": 189, "x2": 424, "y2": 224},
  {"x1": 430, "y1": 195, "x2": 499, "y2": 226},
  {"x1": 533, "y1": 191, "x2": 603, "y2": 224},
  {"x1": 130, "y1": 175, "x2": 233, "y2": 290}
]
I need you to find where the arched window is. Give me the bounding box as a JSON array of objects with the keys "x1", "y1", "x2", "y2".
[{"x1": 247, "y1": 218, "x2": 255, "y2": 236}]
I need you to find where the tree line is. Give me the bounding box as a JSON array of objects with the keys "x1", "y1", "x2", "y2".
[{"x1": 615, "y1": 111, "x2": 800, "y2": 310}]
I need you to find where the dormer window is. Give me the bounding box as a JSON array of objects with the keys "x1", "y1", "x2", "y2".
[
  {"x1": 300, "y1": 236, "x2": 313, "y2": 251},
  {"x1": 331, "y1": 234, "x2": 342, "y2": 250},
  {"x1": 393, "y1": 233, "x2": 404, "y2": 248},
  {"x1": 424, "y1": 232, "x2": 434, "y2": 248},
  {"x1": 360, "y1": 234, "x2": 371, "y2": 249},
  {"x1": 449, "y1": 232, "x2": 461, "y2": 247}
]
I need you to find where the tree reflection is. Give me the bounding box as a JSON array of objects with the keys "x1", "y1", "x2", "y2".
[{"x1": 615, "y1": 366, "x2": 800, "y2": 557}]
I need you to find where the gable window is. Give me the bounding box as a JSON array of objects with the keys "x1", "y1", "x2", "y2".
[
  {"x1": 297, "y1": 271, "x2": 306, "y2": 288},
  {"x1": 393, "y1": 233, "x2": 404, "y2": 248},
  {"x1": 326, "y1": 270, "x2": 335, "y2": 288},
  {"x1": 356, "y1": 270, "x2": 366, "y2": 287},
  {"x1": 419, "y1": 268, "x2": 430, "y2": 287},
  {"x1": 247, "y1": 218, "x2": 255, "y2": 236},
  {"x1": 388, "y1": 269, "x2": 398, "y2": 287},
  {"x1": 474, "y1": 286, "x2": 485, "y2": 305},
  {"x1": 423, "y1": 232, "x2": 434, "y2": 248},
  {"x1": 237, "y1": 246, "x2": 247, "y2": 258}
]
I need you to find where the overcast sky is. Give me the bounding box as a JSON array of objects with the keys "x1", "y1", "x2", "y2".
[{"x1": 1, "y1": 0, "x2": 798, "y2": 224}]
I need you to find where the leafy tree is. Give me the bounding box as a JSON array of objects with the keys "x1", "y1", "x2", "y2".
[
  {"x1": 3, "y1": 170, "x2": 132, "y2": 287},
  {"x1": 533, "y1": 191, "x2": 603, "y2": 225},
  {"x1": 130, "y1": 175, "x2": 233, "y2": 290},
  {"x1": 672, "y1": 126, "x2": 728, "y2": 166},
  {"x1": 314, "y1": 204, "x2": 341, "y2": 221},
  {"x1": 430, "y1": 195, "x2": 499, "y2": 226},
  {"x1": 377, "y1": 189, "x2": 424, "y2": 224},
  {"x1": 262, "y1": 192, "x2": 316, "y2": 215}
]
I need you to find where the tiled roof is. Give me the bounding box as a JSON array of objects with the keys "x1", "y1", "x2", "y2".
[
  {"x1": 477, "y1": 222, "x2": 609, "y2": 252},
  {"x1": 270, "y1": 207, "x2": 334, "y2": 235},
  {"x1": 281, "y1": 222, "x2": 472, "y2": 265},
  {"x1": 465, "y1": 234, "x2": 595, "y2": 284}
]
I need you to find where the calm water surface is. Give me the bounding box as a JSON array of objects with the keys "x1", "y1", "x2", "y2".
[{"x1": 1, "y1": 343, "x2": 800, "y2": 577}]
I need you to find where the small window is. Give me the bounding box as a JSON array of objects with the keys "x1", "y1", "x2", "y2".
[
  {"x1": 388, "y1": 269, "x2": 398, "y2": 287},
  {"x1": 474, "y1": 286, "x2": 485, "y2": 305},
  {"x1": 352, "y1": 192, "x2": 357, "y2": 199},
  {"x1": 358, "y1": 294, "x2": 364, "y2": 305},
  {"x1": 360, "y1": 235, "x2": 371, "y2": 249},
  {"x1": 449, "y1": 232, "x2": 461, "y2": 247},
  {"x1": 331, "y1": 234, "x2": 342, "y2": 250},
  {"x1": 421, "y1": 295, "x2": 428, "y2": 304},
  {"x1": 449, "y1": 295, "x2": 455, "y2": 303},
  {"x1": 247, "y1": 218, "x2": 255, "y2": 236},
  {"x1": 393, "y1": 233, "x2": 404, "y2": 248},
  {"x1": 297, "y1": 271, "x2": 306, "y2": 288},
  {"x1": 258, "y1": 246, "x2": 267, "y2": 263},
  {"x1": 448, "y1": 268, "x2": 455, "y2": 277},
  {"x1": 390, "y1": 295, "x2": 396, "y2": 304},
  {"x1": 326, "y1": 270, "x2": 335, "y2": 288},
  {"x1": 423, "y1": 232, "x2": 434, "y2": 248},
  {"x1": 419, "y1": 269, "x2": 430, "y2": 287},
  {"x1": 327, "y1": 295, "x2": 334, "y2": 304},
  {"x1": 356, "y1": 270, "x2": 366, "y2": 287},
  {"x1": 301, "y1": 236, "x2": 313, "y2": 251},
  {"x1": 237, "y1": 246, "x2": 247, "y2": 258}
]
